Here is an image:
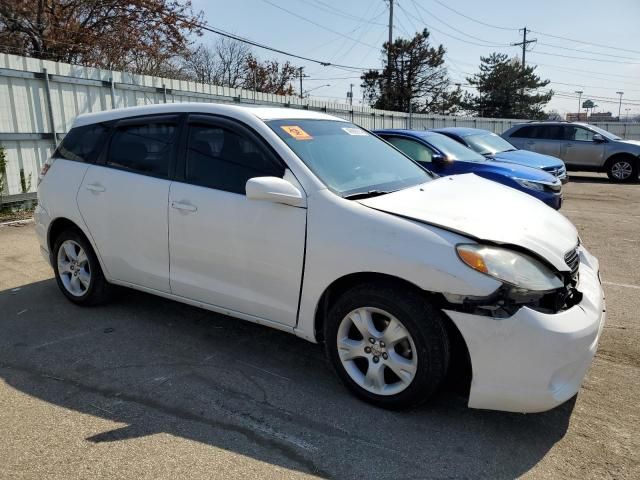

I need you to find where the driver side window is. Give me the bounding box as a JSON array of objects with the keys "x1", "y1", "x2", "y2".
[
  {"x1": 386, "y1": 137, "x2": 434, "y2": 163},
  {"x1": 566, "y1": 127, "x2": 595, "y2": 142}
]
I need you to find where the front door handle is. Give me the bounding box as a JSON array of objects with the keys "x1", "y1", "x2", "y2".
[
  {"x1": 85, "y1": 183, "x2": 105, "y2": 193},
  {"x1": 171, "y1": 201, "x2": 197, "y2": 213}
]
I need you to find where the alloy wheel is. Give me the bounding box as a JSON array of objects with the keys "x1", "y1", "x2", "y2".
[
  {"x1": 336, "y1": 307, "x2": 418, "y2": 396},
  {"x1": 611, "y1": 161, "x2": 633, "y2": 180},
  {"x1": 57, "y1": 240, "x2": 91, "y2": 297}
]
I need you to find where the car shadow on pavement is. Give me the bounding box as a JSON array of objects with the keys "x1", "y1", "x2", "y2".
[
  {"x1": 0, "y1": 279, "x2": 576, "y2": 479},
  {"x1": 567, "y1": 173, "x2": 638, "y2": 184}
]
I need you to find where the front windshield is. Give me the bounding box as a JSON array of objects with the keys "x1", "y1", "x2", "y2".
[
  {"x1": 268, "y1": 119, "x2": 431, "y2": 197},
  {"x1": 465, "y1": 132, "x2": 516, "y2": 155},
  {"x1": 587, "y1": 124, "x2": 621, "y2": 141},
  {"x1": 424, "y1": 133, "x2": 487, "y2": 162}
]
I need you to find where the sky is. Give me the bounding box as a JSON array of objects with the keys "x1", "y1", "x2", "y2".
[{"x1": 192, "y1": 0, "x2": 640, "y2": 118}]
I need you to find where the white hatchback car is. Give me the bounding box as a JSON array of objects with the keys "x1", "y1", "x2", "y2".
[{"x1": 36, "y1": 103, "x2": 605, "y2": 412}]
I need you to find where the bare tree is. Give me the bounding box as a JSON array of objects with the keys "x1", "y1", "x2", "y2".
[
  {"x1": 0, "y1": 0, "x2": 202, "y2": 76},
  {"x1": 214, "y1": 37, "x2": 251, "y2": 88},
  {"x1": 182, "y1": 43, "x2": 223, "y2": 84}
]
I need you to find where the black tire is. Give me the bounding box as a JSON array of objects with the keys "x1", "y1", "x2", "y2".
[
  {"x1": 324, "y1": 282, "x2": 449, "y2": 410},
  {"x1": 606, "y1": 156, "x2": 638, "y2": 183},
  {"x1": 52, "y1": 229, "x2": 111, "y2": 306}
]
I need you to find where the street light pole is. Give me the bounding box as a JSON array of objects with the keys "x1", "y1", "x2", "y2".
[{"x1": 616, "y1": 91, "x2": 624, "y2": 120}]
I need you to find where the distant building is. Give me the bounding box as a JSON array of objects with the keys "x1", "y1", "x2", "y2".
[
  {"x1": 588, "y1": 112, "x2": 618, "y2": 122},
  {"x1": 566, "y1": 112, "x2": 588, "y2": 121}
]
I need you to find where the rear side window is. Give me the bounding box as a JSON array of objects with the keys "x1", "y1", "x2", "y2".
[
  {"x1": 185, "y1": 123, "x2": 284, "y2": 194},
  {"x1": 56, "y1": 123, "x2": 110, "y2": 162},
  {"x1": 509, "y1": 126, "x2": 535, "y2": 138},
  {"x1": 107, "y1": 122, "x2": 177, "y2": 178},
  {"x1": 537, "y1": 125, "x2": 565, "y2": 140}
]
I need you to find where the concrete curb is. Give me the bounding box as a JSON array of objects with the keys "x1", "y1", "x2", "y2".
[{"x1": 0, "y1": 217, "x2": 35, "y2": 227}]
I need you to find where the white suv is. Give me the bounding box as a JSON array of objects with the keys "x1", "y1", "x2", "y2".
[{"x1": 36, "y1": 103, "x2": 605, "y2": 412}]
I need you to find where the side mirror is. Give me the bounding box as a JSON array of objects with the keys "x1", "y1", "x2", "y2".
[
  {"x1": 246, "y1": 177, "x2": 304, "y2": 207},
  {"x1": 431, "y1": 153, "x2": 446, "y2": 164},
  {"x1": 592, "y1": 133, "x2": 606, "y2": 143}
]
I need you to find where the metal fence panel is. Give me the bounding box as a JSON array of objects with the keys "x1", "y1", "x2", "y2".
[{"x1": 1, "y1": 52, "x2": 639, "y2": 199}]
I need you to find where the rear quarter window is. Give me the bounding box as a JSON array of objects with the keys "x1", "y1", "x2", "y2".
[
  {"x1": 56, "y1": 123, "x2": 111, "y2": 163},
  {"x1": 509, "y1": 126, "x2": 535, "y2": 138}
]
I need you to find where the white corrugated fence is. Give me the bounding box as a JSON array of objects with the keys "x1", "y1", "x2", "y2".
[{"x1": 1, "y1": 52, "x2": 638, "y2": 199}]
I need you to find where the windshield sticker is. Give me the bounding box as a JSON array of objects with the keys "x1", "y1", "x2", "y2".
[
  {"x1": 342, "y1": 127, "x2": 367, "y2": 136},
  {"x1": 281, "y1": 125, "x2": 313, "y2": 140}
]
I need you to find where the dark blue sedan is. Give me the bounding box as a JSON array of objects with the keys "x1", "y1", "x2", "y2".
[
  {"x1": 374, "y1": 129, "x2": 563, "y2": 209},
  {"x1": 432, "y1": 127, "x2": 568, "y2": 183}
]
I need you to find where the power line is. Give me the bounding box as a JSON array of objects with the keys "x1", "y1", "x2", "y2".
[
  {"x1": 538, "y1": 42, "x2": 640, "y2": 61},
  {"x1": 413, "y1": 2, "x2": 512, "y2": 46},
  {"x1": 260, "y1": 0, "x2": 380, "y2": 50},
  {"x1": 397, "y1": 2, "x2": 512, "y2": 48},
  {"x1": 303, "y1": 0, "x2": 386, "y2": 25},
  {"x1": 529, "y1": 29, "x2": 640, "y2": 55},
  {"x1": 185, "y1": 23, "x2": 382, "y2": 71},
  {"x1": 529, "y1": 49, "x2": 640, "y2": 65},
  {"x1": 431, "y1": 0, "x2": 518, "y2": 31}
]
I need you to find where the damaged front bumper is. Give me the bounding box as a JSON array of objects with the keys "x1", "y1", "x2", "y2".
[{"x1": 444, "y1": 245, "x2": 605, "y2": 413}]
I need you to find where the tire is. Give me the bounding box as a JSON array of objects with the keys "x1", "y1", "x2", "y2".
[
  {"x1": 606, "y1": 156, "x2": 638, "y2": 183},
  {"x1": 52, "y1": 229, "x2": 111, "y2": 306},
  {"x1": 324, "y1": 282, "x2": 449, "y2": 409}
]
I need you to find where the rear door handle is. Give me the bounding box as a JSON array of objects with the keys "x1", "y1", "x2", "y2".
[
  {"x1": 85, "y1": 183, "x2": 105, "y2": 193},
  {"x1": 171, "y1": 201, "x2": 197, "y2": 213}
]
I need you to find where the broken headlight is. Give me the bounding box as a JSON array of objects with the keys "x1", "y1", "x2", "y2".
[{"x1": 456, "y1": 244, "x2": 564, "y2": 292}]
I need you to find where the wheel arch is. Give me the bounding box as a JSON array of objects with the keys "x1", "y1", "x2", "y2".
[
  {"x1": 604, "y1": 152, "x2": 638, "y2": 170},
  {"x1": 312, "y1": 271, "x2": 472, "y2": 394},
  {"x1": 47, "y1": 217, "x2": 109, "y2": 278}
]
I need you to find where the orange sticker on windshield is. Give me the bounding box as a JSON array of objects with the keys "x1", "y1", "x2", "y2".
[{"x1": 281, "y1": 125, "x2": 313, "y2": 140}]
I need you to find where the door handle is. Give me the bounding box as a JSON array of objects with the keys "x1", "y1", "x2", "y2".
[
  {"x1": 85, "y1": 183, "x2": 105, "y2": 193},
  {"x1": 171, "y1": 201, "x2": 197, "y2": 213}
]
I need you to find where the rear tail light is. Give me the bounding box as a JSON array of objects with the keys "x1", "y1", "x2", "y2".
[{"x1": 38, "y1": 157, "x2": 56, "y2": 185}]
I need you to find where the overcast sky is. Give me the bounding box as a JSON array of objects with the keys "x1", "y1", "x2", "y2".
[{"x1": 193, "y1": 0, "x2": 640, "y2": 118}]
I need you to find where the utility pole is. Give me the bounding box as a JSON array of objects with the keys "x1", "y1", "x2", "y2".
[
  {"x1": 387, "y1": 0, "x2": 393, "y2": 106},
  {"x1": 348, "y1": 83, "x2": 354, "y2": 106},
  {"x1": 299, "y1": 67, "x2": 304, "y2": 99},
  {"x1": 575, "y1": 90, "x2": 583, "y2": 117},
  {"x1": 616, "y1": 91, "x2": 624, "y2": 120},
  {"x1": 511, "y1": 27, "x2": 536, "y2": 115}
]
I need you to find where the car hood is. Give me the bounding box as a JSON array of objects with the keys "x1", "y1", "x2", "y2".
[
  {"x1": 357, "y1": 174, "x2": 577, "y2": 271},
  {"x1": 617, "y1": 139, "x2": 640, "y2": 150},
  {"x1": 491, "y1": 149, "x2": 563, "y2": 169},
  {"x1": 462, "y1": 159, "x2": 558, "y2": 182}
]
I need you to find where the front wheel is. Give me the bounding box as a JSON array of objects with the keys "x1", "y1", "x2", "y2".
[
  {"x1": 606, "y1": 157, "x2": 638, "y2": 183},
  {"x1": 324, "y1": 283, "x2": 449, "y2": 409}
]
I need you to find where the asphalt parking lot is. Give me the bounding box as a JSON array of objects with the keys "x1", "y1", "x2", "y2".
[{"x1": 1, "y1": 173, "x2": 638, "y2": 480}]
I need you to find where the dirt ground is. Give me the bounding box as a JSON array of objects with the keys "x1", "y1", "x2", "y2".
[{"x1": 0, "y1": 172, "x2": 638, "y2": 479}]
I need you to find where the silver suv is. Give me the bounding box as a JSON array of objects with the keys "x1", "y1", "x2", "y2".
[{"x1": 502, "y1": 122, "x2": 640, "y2": 182}]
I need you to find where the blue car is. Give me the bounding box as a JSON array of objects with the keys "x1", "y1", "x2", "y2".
[
  {"x1": 432, "y1": 127, "x2": 568, "y2": 183},
  {"x1": 374, "y1": 129, "x2": 563, "y2": 209}
]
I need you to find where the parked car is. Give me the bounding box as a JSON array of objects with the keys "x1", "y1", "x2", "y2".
[
  {"x1": 373, "y1": 129, "x2": 563, "y2": 209},
  {"x1": 432, "y1": 127, "x2": 568, "y2": 183},
  {"x1": 36, "y1": 103, "x2": 605, "y2": 413},
  {"x1": 502, "y1": 121, "x2": 640, "y2": 182}
]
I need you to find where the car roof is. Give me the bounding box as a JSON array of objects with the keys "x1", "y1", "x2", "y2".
[
  {"x1": 72, "y1": 102, "x2": 343, "y2": 128},
  {"x1": 430, "y1": 127, "x2": 491, "y2": 137},
  {"x1": 373, "y1": 128, "x2": 442, "y2": 139}
]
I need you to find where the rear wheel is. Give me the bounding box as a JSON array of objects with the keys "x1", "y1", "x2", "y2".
[
  {"x1": 606, "y1": 157, "x2": 638, "y2": 183},
  {"x1": 52, "y1": 229, "x2": 111, "y2": 305},
  {"x1": 325, "y1": 283, "x2": 449, "y2": 409}
]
